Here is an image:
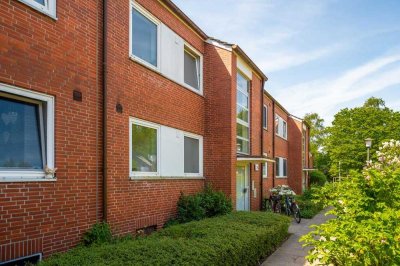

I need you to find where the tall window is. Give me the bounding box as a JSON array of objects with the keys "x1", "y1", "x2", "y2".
[
  {"x1": 184, "y1": 47, "x2": 200, "y2": 91},
  {"x1": 236, "y1": 72, "x2": 250, "y2": 154},
  {"x1": 275, "y1": 114, "x2": 287, "y2": 139},
  {"x1": 302, "y1": 129, "x2": 306, "y2": 167},
  {"x1": 131, "y1": 4, "x2": 159, "y2": 68},
  {"x1": 0, "y1": 84, "x2": 55, "y2": 180},
  {"x1": 263, "y1": 105, "x2": 268, "y2": 129},
  {"x1": 275, "y1": 157, "x2": 287, "y2": 177},
  {"x1": 184, "y1": 136, "x2": 200, "y2": 174},
  {"x1": 19, "y1": 0, "x2": 57, "y2": 18},
  {"x1": 262, "y1": 162, "x2": 268, "y2": 178},
  {"x1": 131, "y1": 120, "x2": 159, "y2": 175}
]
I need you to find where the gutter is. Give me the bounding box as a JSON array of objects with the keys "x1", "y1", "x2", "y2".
[{"x1": 102, "y1": 0, "x2": 108, "y2": 222}]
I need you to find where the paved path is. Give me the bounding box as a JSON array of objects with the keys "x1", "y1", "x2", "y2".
[{"x1": 262, "y1": 209, "x2": 333, "y2": 266}]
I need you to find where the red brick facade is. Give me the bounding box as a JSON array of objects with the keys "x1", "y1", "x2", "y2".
[{"x1": 0, "y1": 0, "x2": 311, "y2": 262}]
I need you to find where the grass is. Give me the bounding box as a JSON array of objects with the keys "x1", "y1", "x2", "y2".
[{"x1": 40, "y1": 212, "x2": 291, "y2": 266}]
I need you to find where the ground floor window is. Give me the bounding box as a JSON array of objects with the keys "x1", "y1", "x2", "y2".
[{"x1": 275, "y1": 157, "x2": 287, "y2": 177}]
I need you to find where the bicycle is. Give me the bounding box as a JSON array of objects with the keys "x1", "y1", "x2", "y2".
[{"x1": 283, "y1": 195, "x2": 301, "y2": 223}]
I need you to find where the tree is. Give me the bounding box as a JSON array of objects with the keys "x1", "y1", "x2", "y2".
[
  {"x1": 300, "y1": 140, "x2": 400, "y2": 265},
  {"x1": 304, "y1": 113, "x2": 329, "y2": 174},
  {"x1": 325, "y1": 97, "x2": 400, "y2": 176}
]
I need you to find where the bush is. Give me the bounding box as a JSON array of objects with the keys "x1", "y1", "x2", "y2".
[
  {"x1": 301, "y1": 140, "x2": 400, "y2": 265},
  {"x1": 296, "y1": 186, "x2": 324, "y2": 219},
  {"x1": 41, "y1": 212, "x2": 290, "y2": 266},
  {"x1": 82, "y1": 222, "x2": 112, "y2": 246},
  {"x1": 309, "y1": 170, "x2": 327, "y2": 186},
  {"x1": 176, "y1": 185, "x2": 232, "y2": 223}
]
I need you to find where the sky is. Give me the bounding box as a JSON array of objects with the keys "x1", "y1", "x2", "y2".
[{"x1": 173, "y1": 0, "x2": 400, "y2": 125}]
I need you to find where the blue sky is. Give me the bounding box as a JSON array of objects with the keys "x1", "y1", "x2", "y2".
[{"x1": 173, "y1": 0, "x2": 400, "y2": 125}]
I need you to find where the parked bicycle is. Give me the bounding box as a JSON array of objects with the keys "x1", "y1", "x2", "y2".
[{"x1": 264, "y1": 185, "x2": 301, "y2": 223}]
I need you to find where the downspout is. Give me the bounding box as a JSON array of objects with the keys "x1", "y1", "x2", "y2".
[
  {"x1": 260, "y1": 79, "x2": 264, "y2": 208},
  {"x1": 272, "y1": 101, "x2": 276, "y2": 188},
  {"x1": 102, "y1": 0, "x2": 108, "y2": 222}
]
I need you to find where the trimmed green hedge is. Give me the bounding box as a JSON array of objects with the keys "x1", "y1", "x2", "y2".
[{"x1": 41, "y1": 212, "x2": 290, "y2": 266}]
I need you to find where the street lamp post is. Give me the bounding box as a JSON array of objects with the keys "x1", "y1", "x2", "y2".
[{"x1": 365, "y1": 138, "x2": 373, "y2": 162}]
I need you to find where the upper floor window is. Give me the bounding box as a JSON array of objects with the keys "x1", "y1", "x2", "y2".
[
  {"x1": 236, "y1": 71, "x2": 250, "y2": 154},
  {"x1": 276, "y1": 157, "x2": 287, "y2": 178},
  {"x1": 184, "y1": 47, "x2": 201, "y2": 91},
  {"x1": 19, "y1": 0, "x2": 57, "y2": 19},
  {"x1": 131, "y1": 3, "x2": 160, "y2": 68},
  {"x1": 263, "y1": 105, "x2": 268, "y2": 129},
  {"x1": 275, "y1": 114, "x2": 287, "y2": 139},
  {"x1": 0, "y1": 84, "x2": 55, "y2": 181}
]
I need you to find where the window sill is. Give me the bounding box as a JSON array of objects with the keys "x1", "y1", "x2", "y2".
[
  {"x1": 0, "y1": 177, "x2": 57, "y2": 183},
  {"x1": 17, "y1": 0, "x2": 57, "y2": 20},
  {"x1": 128, "y1": 56, "x2": 204, "y2": 97},
  {"x1": 129, "y1": 176, "x2": 205, "y2": 181},
  {"x1": 276, "y1": 176, "x2": 287, "y2": 179}
]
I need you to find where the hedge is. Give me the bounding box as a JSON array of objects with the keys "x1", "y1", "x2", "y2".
[{"x1": 41, "y1": 212, "x2": 290, "y2": 266}]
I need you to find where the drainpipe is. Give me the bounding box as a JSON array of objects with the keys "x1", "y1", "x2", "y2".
[
  {"x1": 102, "y1": 0, "x2": 108, "y2": 222},
  {"x1": 260, "y1": 79, "x2": 265, "y2": 208},
  {"x1": 272, "y1": 101, "x2": 276, "y2": 188}
]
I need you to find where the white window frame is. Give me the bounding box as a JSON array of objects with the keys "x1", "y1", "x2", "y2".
[
  {"x1": 129, "y1": 1, "x2": 161, "y2": 71},
  {"x1": 275, "y1": 114, "x2": 287, "y2": 140},
  {"x1": 262, "y1": 162, "x2": 268, "y2": 178},
  {"x1": 129, "y1": 118, "x2": 161, "y2": 177},
  {"x1": 18, "y1": 0, "x2": 57, "y2": 19},
  {"x1": 236, "y1": 71, "x2": 250, "y2": 155},
  {"x1": 183, "y1": 132, "x2": 203, "y2": 177},
  {"x1": 276, "y1": 157, "x2": 287, "y2": 178},
  {"x1": 263, "y1": 105, "x2": 268, "y2": 130},
  {"x1": 0, "y1": 83, "x2": 55, "y2": 182},
  {"x1": 183, "y1": 43, "x2": 203, "y2": 94}
]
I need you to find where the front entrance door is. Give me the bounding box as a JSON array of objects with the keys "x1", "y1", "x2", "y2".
[{"x1": 236, "y1": 165, "x2": 250, "y2": 211}]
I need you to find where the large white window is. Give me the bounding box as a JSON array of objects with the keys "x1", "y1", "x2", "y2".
[
  {"x1": 0, "y1": 83, "x2": 55, "y2": 181},
  {"x1": 236, "y1": 71, "x2": 250, "y2": 154},
  {"x1": 130, "y1": 2, "x2": 160, "y2": 69},
  {"x1": 263, "y1": 105, "x2": 268, "y2": 130},
  {"x1": 275, "y1": 114, "x2": 287, "y2": 139},
  {"x1": 184, "y1": 46, "x2": 201, "y2": 91},
  {"x1": 276, "y1": 157, "x2": 287, "y2": 178},
  {"x1": 129, "y1": 118, "x2": 203, "y2": 178},
  {"x1": 18, "y1": 0, "x2": 57, "y2": 19}
]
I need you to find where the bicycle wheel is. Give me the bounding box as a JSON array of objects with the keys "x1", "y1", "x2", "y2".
[
  {"x1": 275, "y1": 201, "x2": 282, "y2": 213},
  {"x1": 292, "y1": 204, "x2": 301, "y2": 223},
  {"x1": 264, "y1": 199, "x2": 273, "y2": 212}
]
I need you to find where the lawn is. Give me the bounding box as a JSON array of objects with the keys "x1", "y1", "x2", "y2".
[{"x1": 41, "y1": 212, "x2": 290, "y2": 266}]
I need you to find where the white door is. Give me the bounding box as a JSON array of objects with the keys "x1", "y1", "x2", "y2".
[{"x1": 236, "y1": 165, "x2": 250, "y2": 211}]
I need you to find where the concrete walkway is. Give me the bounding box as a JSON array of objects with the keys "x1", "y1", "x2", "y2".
[{"x1": 262, "y1": 209, "x2": 333, "y2": 266}]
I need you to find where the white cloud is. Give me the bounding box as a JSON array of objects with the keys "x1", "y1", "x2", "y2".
[{"x1": 273, "y1": 54, "x2": 400, "y2": 124}]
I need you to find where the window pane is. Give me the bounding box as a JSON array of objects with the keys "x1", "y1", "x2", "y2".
[
  {"x1": 276, "y1": 158, "x2": 280, "y2": 176},
  {"x1": 184, "y1": 136, "x2": 199, "y2": 173},
  {"x1": 237, "y1": 72, "x2": 249, "y2": 93},
  {"x1": 132, "y1": 124, "x2": 157, "y2": 172},
  {"x1": 0, "y1": 97, "x2": 43, "y2": 170},
  {"x1": 236, "y1": 123, "x2": 249, "y2": 139},
  {"x1": 263, "y1": 163, "x2": 267, "y2": 177},
  {"x1": 236, "y1": 138, "x2": 249, "y2": 154},
  {"x1": 236, "y1": 106, "x2": 249, "y2": 122},
  {"x1": 263, "y1": 106, "x2": 267, "y2": 128},
  {"x1": 132, "y1": 9, "x2": 158, "y2": 67},
  {"x1": 237, "y1": 91, "x2": 248, "y2": 109},
  {"x1": 275, "y1": 116, "x2": 279, "y2": 134},
  {"x1": 34, "y1": 0, "x2": 45, "y2": 5},
  {"x1": 184, "y1": 50, "x2": 199, "y2": 90},
  {"x1": 283, "y1": 122, "x2": 287, "y2": 138},
  {"x1": 283, "y1": 159, "x2": 287, "y2": 176}
]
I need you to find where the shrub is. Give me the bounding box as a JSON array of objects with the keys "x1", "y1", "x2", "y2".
[
  {"x1": 82, "y1": 222, "x2": 112, "y2": 246},
  {"x1": 295, "y1": 186, "x2": 324, "y2": 219},
  {"x1": 40, "y1": 212, "x2": 290, "y2": 266},
  {"x1": 309, "y1": 170, "x2": 327, "y2": 186},
  {"x1": 301, "y1": 140, "x2": 400, "y2": 265},
  {"x1": 176, "y1": 185, "x2": 232, "y2": 223}
]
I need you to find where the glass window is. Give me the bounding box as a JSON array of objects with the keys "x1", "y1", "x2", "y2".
[
  {"x1": 283, "y1": 121, "x2": 287, "y2": 138},
  {"x1": 236, "y1": 71, "x2": 250, "y2": 154},
  {"x1": 283, "y1": 159, "x2": 287, "y2": 176},
  {"x1": 263, "y1": 163, "x2": 267, "y2": 178},
  {"x1": 0, "y1": 97, "x2": 44, "y2": 170},
  {"x1": 236, "y1": 139, "x2": 249, "y2": 154},
  {"x1": 236, "y1": 106, "x2": 249, "y2": 122},
  {"x1": 34, "y1": 0, "x2": 45, "y2": 5},
  {"x1": 184, "y1": 49, "x2": 200, "y2": 90},
  {"x1": 131, "y1": 123, "x2": 158, "y2": 173},
  {"x1": 276, "y1": 158, "x2": 280, "y2": 176},
  {"x1": 236, "y1": 123, "x2": 249, "y2": 139},
  {"x1": 263, "y1": 105, "x2": 267, "y2": 129},
  {"x1": 184, "y1": 136, "x2": 200, "y2": 173},
  {"x1": 131, "y1": 7, "x2": 158, "y2": 67},
  {"x1": 19, "y1": 0, "x2": 56, "y2": 18}
]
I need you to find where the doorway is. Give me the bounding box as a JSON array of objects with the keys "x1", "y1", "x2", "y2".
[{"x1": 236, "y1": 165, "x2": 250, "y2": 211}]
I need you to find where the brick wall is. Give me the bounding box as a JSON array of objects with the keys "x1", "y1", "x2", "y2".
[
  {"x1": 288, "y1": 117, "x2": 303, "y2": 194},
  {"x1": 104, "y1": 0, "x2": 206, "y2": 236},
  {"x1": 0, "y1": 0, "x2": 103, "y2": 260}
]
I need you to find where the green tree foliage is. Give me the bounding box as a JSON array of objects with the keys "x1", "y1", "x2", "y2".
[
  {"x1": 325, "y1": 97, "x2": 400, "y2": 176},
  {"x1": 300, "y1": 140, "x2": 400, "y2": 265},
  {"x1": 309, "y1": 170, "x2": 327, "y2": 186}
]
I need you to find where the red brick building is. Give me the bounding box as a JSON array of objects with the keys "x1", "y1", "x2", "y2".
[{"x1": 0, "y1": 0, "x2": 311, "y2": 263}]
